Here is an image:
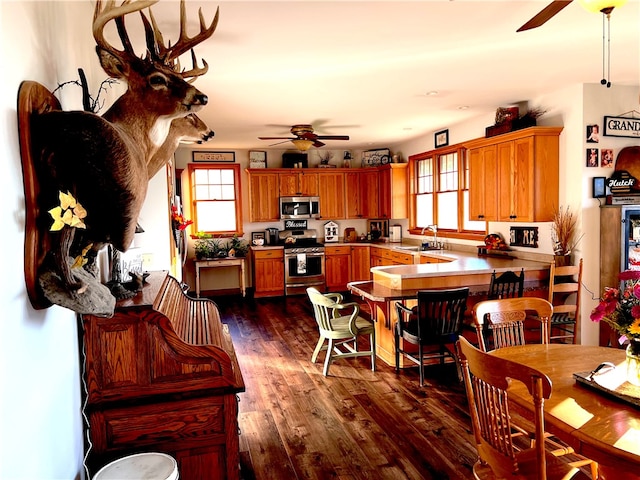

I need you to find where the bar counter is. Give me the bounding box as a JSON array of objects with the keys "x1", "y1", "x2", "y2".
[{"x1": 348, "y1": 249, "x2": 552, "y2": 367}]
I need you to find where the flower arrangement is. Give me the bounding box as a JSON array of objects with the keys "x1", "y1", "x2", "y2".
[
  {"x1": 171, "y1": 204, "x2": 192, "y2": 231},
  {"x1": 591, "y1": 270, "x2": 640, "y2": 345},
  {"x1": 48, "y1": 191, "x2": 92, "y2": 268}
]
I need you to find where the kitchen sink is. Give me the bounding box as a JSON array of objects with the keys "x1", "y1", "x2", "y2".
[{"x1": 393, "y1": 246, "x2": 420, "y2": 251}]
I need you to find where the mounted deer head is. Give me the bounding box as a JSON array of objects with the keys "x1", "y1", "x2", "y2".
[
  {"x1": 21, "y1": 0, "x2": 219, "y2": 314},
  {"x1": 147, "y1": 114, "x2": 214, "y2": 180}
]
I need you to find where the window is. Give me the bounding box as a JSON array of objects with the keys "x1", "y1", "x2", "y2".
[
  {"x1": 188, "y1": 163, "x2": 242, "y2": 235},
  {"x1": 410, "y1": 145, "x2": 485, "y2": 238}
]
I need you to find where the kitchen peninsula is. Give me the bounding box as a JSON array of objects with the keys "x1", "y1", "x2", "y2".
[{"x1": 348, "y1": 249, "x2": 552, "y2": 366}]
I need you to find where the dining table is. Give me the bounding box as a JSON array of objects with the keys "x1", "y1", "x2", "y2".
[{"x1": 490, "y1": 343, "x2": 640, "y2": 479}]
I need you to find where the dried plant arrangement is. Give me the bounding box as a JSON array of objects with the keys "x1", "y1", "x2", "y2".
[{"x1": 551, "y1": 206, "x2": 583, "y2": 256}]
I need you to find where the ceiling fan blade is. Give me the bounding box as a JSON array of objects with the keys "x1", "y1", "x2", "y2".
[
  {"x1": 300, "y1": 132, "x2": 319, "y2": 140},
  {"x1": 516, "y1": 0, "x2": 572, "y2": 32},
  {"x1": 258, "y1": 136, "x2": 295, "y2": 140},
  {"x1": 268, "y1": 139, "x2": 293, "y2": 147},
  {"x1": 313, "y1": 140, "x2": 326, "y2": 148},
  {"x1": 315, "y1": 135, "x2": 350, "y2": 141}
]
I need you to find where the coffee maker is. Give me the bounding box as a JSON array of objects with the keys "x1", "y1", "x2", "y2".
[{"x1": 265, "y1": 228, "x2": 280, "y2": 246}]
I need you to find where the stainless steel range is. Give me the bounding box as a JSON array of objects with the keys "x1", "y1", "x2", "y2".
[{"x1": 280, "y1": 229, "x2": 325, "y2": 295}]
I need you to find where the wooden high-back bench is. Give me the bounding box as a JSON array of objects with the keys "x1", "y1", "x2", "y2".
[{"x1": 79, "y1": 271, "x2": 245, "y2": 480}]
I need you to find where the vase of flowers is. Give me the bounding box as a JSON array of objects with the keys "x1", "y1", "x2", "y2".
[{"x1": 591, "y1": 269, "x2": 640, "y2": 386}]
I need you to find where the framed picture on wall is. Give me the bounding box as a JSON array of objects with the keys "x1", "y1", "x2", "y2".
[
  {"x1": 249, "y1": 151, "x2": 267, "y2": 168},
  {"x1": 435, "y1": 129, "x2": 449, "y2": 148},
  {"x1": 586, "y1": 148, "x2": 599, "y2": 167},
  {"x1": 192, "y1": 151, "x2": 235, "y2": 162}
]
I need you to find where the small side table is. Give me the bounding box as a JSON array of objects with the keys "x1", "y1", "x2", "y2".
[{"x1": 194, "y1": 257, "x2": 246, "y2": 298}]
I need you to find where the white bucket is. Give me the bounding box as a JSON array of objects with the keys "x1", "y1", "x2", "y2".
[{"x1": 93, "y1": 452, "x2": 179, "y2": 480}]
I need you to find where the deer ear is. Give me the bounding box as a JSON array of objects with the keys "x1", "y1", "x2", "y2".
[{"x1": 96, "y1": 47, "x2": 128, "y2": 79}]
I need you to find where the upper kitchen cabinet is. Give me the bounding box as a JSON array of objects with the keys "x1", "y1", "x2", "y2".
[
  {"x1": 247, "y1": 170, "x2": 279, "y2": 222},
  {"x1": 344, "y1": 168, "x2": 378, "y2": 219},
  {"x1": 465, "y1": 127, "x2": 562, "y2": 222},
  {"x1": 279, "y1": 170, "x2": 319, "y2": 196},
  {"x1": 379, "y1": 164, "x2": 408, "y2": 219},
  {"x1": 318, "y1": 171, "x2": 346, "y2": 219}
]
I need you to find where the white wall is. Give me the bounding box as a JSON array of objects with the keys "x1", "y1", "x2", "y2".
[{"x1": 1, "y1": 2, "x2": 101, "y2": 479}]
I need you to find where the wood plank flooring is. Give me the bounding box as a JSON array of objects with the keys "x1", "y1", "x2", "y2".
[{"x1": 214, "y1": 293, "x2": 478, "y2": 480}]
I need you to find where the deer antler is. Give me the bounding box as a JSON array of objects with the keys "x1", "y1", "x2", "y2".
[
  {"x1": 146, "y1": 0, "x2": 219, "y2": 79},
  {"x1": 93, "y1": 0, "x2": 159, "y2": 59}
]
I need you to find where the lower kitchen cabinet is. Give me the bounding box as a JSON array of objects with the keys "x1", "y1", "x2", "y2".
[
  {"x1": 351, "y1": 245, "x2": 371, "y2": 281},
  {"x1": 370, "y1": 245, "x2": 414, "y2": 266},
  {"x1": 325, "y1": 245, "x2": 351, "y2": 291},
  {"x1": 326, "y1": 244, "x2": 373, "y2": 290},
  {"x1": 252, "y1": 248, "x2": 284, "y2": 297}
]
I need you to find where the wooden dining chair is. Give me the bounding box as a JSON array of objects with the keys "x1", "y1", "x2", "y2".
[
  {"x1": 548, "y1": 258, "x2": 583, "y2": 344},
  {"x1": 457, "y1": 336, "x2": 597, "y2": 480},
  {"x1": 306, "y1": 287, "x2": 376, "y2": 376},
  {"x1": 395, "y1": 287, "x2": 469, "y2": 386},
  {"x1": 488, "y1": 268, "x2": 525, "y2": 300},
  {"x1": 472, "y1": 297, "x2": 552, "y2": 352}
]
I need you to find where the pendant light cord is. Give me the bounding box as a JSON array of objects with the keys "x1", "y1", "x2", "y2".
[{"x1": 601, "y1": 11, "x2": 613, "y2": 88}]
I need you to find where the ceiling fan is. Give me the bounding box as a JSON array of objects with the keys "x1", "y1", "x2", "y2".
[
  {"x1": 258, "y1": 124, "x2": 349, "y2": 151},
  {"x1": 516, "y1": 0, "x2": 626, "y2": 32}
]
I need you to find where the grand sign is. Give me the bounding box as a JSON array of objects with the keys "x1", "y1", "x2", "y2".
[{"x1": 604, "y1": 115, "x2": 640, "y2": 138}]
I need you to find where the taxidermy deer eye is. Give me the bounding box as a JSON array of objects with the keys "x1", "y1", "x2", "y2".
[{"x1": 149, "y1": 74, "x2": 168, "y2": 88}]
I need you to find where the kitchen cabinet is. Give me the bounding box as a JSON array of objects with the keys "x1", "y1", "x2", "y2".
[
  {"x1": 318, "y1": 172, "x2": 345, "y2": 219},
  {"x1": 466, "y1": 127, "x2": 562, "y2": 222},
  {"x1": 326, "y1": 244, "x2": 372, "y2": 290},
  {"x1": 325, "y1": 245, "x2": 352, "y2": 291},
  {"x1": 468, "y1": 145, "x2": 498, "y2": 221},
  {"x1": 378, "y1": 164, "x2": 408, "y2": 219},
  {"x1": 247, "y1": 170, "x2": 279, "y2": 222},
  {"x1": 359, "y1": 169, "x2": 381, "y2": 219},
  {"x1": 252, "y1": 248, "x2": 284, "y2": 297},
  {"x1": 369, "y1": 246, "x2": 415, "y2": 266},
  {"x1": 279, "y1": 170, "x2": 318, "y2": 196},
  {"x1": 247, "y1": 165, "x2": 408, "y2": 222},
  {"x1": 351, "y1": 245, "x2": 371, "y2": 282},
  {"x1": 345, "y1": 172, "x2": 361, "y2": 218},
  {"x1": 345, "y1": 168, "x2": 381, "y2": 219}
]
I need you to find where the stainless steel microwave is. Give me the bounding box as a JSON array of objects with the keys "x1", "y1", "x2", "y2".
[{"x1": 279, "y1": 196, "x2": 320, "y2": 219}]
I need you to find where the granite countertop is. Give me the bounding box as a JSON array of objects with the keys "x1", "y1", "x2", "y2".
[{"x1": 371, "y1": 253, "x2": 550, "y2": 279}]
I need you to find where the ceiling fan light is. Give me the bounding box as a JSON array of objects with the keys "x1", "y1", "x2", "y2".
[
  {"x1": 577, "y1": 0, "x2": 627, "y2": 13},
  {"x1": 291, "y1": 139, "x2": 314, "y2": 151}
]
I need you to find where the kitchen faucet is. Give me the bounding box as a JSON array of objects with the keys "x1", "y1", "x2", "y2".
[{"x1": 420, "y1": 225, "x2": 439, "y2": 250}]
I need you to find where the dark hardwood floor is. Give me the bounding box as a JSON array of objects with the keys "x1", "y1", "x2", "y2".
[{"x1": 214, "y1": 292, "x2": 478, "y2": 480}]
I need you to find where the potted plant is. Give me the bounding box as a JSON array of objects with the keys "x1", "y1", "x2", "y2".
[
  {"x1": 194, "y1": 232, "x2": 217, "y2": 259},
  {"x1": 551, "y1": 206, "x2": 583, "y2": 266},
  {"x1": 228, "y1": 234, "x2": 249, "y2": 257}
]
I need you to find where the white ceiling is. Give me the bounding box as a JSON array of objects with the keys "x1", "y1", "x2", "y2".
[{"x1": 117, "y1": 0, "x2": 640, "y2": 150}]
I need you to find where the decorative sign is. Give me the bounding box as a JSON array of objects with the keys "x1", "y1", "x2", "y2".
[
  {"x1": 509, "y1": 226, "x2": 538, "y2": 248},
  {"x1": 249, "y1": 150, "x2": 267, "y2": 168},
  {"x1": 604, "y1": 116, "x2": 640, "y2": 138},
  {"x1": 607, "y1": 170, "x2": 637, "y2": 194},
  {"x1": 284, "y1": 219, "x2": 307, "y2": 230},
  {"x1": 324, "y1": 221, "x2": 339, "y2": 243},
  {"x1": 192, "y1": 151, "x2": 235, "y2": 162}
]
